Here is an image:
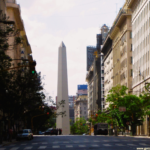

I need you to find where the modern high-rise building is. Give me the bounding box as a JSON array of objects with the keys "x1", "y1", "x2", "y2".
[{"x1": 86, "y1": 46, "x2": 97, "y2": 71}]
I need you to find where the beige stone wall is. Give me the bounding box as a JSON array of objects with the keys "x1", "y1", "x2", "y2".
[
  {"x1": 0, "y1": 0, "x2": 6, "y2": 15},
  {"x1": 4, "y1": 1, "x2": 32, "y2": 68},
  {"x1": 74, "y1": 95, "x2": 88, "y2": 122},
  {"x1": 110, "y1": 4, "x2": 132, "y2": 91},
  {"x1": 104, "y1": 50, "x2": 113, "y2": 109}
]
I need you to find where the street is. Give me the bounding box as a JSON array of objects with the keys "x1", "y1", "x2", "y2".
[{"x1": 1, "y1": 135, "x2": 150, "y2": 150}]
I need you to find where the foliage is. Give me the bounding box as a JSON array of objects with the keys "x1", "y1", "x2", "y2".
[
  {"x1": 0, "y1": 12, "x2": 53, "y2": 130},
  {"x1": 71, "y1": 118, "x2": 88, "y2": 135},
  {"x1": 105, "y1": 85, "x2": 149, "y2": 135},
  {"x1": 89, "y1": 85, "x2": 150, "y2": 135}
]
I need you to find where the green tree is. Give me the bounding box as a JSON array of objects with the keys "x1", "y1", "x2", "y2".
[
  {"x1": 106, "y1": 85, "x2": 147, "y2": 135},
  {"x1": 71, "y1": 118, "x2": 88, "y2": 135},
  {"x1": 0, "y1": 12, "x2": 53, "y2": 130}
]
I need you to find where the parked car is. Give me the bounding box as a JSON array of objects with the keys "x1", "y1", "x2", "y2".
[
  {"x1": 44, "y1": 128, "x2": 57, "y2": 135},
  {"x1": 38, "y1": 131, "x2": 44, "y2": 135},
  {"x1": 16, "y1": 129, "x2": 33, "y2": 140},
  {"x1": 94, "y1": 123, "x2": 108, "y2": 135}
]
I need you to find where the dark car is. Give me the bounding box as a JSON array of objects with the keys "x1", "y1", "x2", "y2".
[
  {"x1": 44, "y1": 128, "x2": 57, "y2": 135},
  {"x1": 16, "y1": 129, "x2": 33, "y2": 140}
]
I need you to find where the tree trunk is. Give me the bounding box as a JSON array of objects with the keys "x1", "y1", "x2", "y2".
[{"x1": 131, "y1": 124, "x2": 136, "y2": 136}]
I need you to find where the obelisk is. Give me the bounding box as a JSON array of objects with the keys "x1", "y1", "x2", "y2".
[{"x1": 56, "y1": 42, "x2": 70, "y2": 135}]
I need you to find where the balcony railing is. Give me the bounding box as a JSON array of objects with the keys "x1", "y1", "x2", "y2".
[
  {"x1": 110, "y1": 9, "x2": 132, "y2": 34},
  {"x1": 7, "y1": 0, "x2": 16, "y2": 3}
]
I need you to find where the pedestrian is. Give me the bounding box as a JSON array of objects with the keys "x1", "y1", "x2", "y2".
[
  {"x1": 59, "y1": 129, "x2": 61, "y2": 135},
  {"x1": 9, "y1": 128, "x2": 13, "y2": 142}
]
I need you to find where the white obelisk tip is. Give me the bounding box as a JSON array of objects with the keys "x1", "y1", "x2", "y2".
[{"x1": 59, "y1": 41, "x2": 66, "y2": 48}]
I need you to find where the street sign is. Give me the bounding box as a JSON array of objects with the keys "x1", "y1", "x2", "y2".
[{"x1": 119, "y1": 107, "x2": 126, "y2": 112}]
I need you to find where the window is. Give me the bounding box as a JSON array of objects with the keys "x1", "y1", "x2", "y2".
[
  {"x1": 130, "y1": 32, "x2": 132, "y2": 39},
  {"x1": 131, "y1": 57, "x2": 133, "y2": 64},
  {"x1": 84, "y1": 111, "x2": 86, "y2": 114},
  {"x1": 131, "y1": 44, "x2": 132, "y2": 51},
  {"x1": 131, "y1": 69, "x2": 133, "y2": 77}
]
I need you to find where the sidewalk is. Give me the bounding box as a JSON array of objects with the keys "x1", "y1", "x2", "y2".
[
  {"x1": 0, "y1": 139, "x2": 18, "y2": 147},
  {"x1": 118, "y1": 135, "x2": 150, "y2": 138},
  {"x1": 96, "y1": 135, "x2": 150, "y2": 138}
]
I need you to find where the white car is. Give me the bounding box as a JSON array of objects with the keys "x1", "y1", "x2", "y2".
[{"x1": 16, "y1": 129, "x2": 33, "y2": 140}]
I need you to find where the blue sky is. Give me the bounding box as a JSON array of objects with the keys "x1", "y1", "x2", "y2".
[{"x1": 17, "y1": 0, "x2": 125, "y2": 100}]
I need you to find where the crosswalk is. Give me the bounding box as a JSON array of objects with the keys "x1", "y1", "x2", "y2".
[{"x1": 0, "y1": 143, "x2": 150, "y2": 149}]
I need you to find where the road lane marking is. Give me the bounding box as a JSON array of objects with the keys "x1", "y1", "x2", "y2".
[
  {"x1": 66, "y1": 145, "x2": 73, "y2": 148},
  {"x1": 38, "y1": 146, "x2": 47, "y2": 149},
  {"x1": 91, "y1": 145, "x2": 99, "y2": 147},
  {"x1": 127, "y1": 144, "x2": 136, "y2": 146},
  {"x1": 139, "y1": 143, "x2": 149, "y2": 146},
  {"x1": 79, "y1": 145, "x2": 86, "y2": 147},
  {"x1": 116, "y1": 144, "x2": 125, "y2": 146},
  {"x1": 24, "y1": 147, "x2": 32, "y2": 149},
  {"x1": 103, "y1": 144, "x2": 112, "y2": 146},
  {"x1": 52, "y1": 146, "x2": 60, "y2": 148},
  {"x1": 10, "y1": 148, "x2": 19, "y2": 150}
]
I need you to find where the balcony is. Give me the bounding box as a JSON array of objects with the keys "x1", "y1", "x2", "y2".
[
  {"x1": 7, "y1": 0, "x2": 16, "y2": 4},
  {"x1": 110, "y1": 8, "x2": 132, "y2": 38},
  {"x1": 126, "y1": 0, "x2": 135, "y2": 8},
  {"x1": 6, "y1": 0, "x2": 24, "y2": 30}
]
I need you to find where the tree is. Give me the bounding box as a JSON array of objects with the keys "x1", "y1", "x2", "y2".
[
  {"x1": 0, "y1": 12, "x2": 53, "y2": 130},
  {"x1": 71, "y1": 118, "x2": 88, "y2": 135},
  {"x1": 105, "y1": 85, "x2": 148, "y2": 135}
]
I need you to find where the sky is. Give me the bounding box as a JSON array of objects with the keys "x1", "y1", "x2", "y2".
[{"x1": 16, "y1": 0, "x2": 125, "y2": 101}]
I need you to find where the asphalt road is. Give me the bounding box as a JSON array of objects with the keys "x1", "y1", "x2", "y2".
[{"x1": 1, "y1": 135, "x2": 150, "y2": 150}]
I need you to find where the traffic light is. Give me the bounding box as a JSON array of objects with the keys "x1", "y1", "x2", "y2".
[
  {"x1": 96, "y1": 114, "x2": 98, "y2": 117},
  {"x1": 47, "y1": 112, "x2": 49, "y2": 115},
  {"x1": 29, "y1": 60, "x2": 36, "y2": 74}
]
